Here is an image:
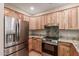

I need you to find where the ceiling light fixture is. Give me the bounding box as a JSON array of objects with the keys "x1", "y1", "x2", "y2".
[{"x1": 30, "y1": 6, "x2": 34, "y2": 11}]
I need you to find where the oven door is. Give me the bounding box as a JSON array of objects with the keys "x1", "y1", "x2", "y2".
[{"x1": 42, "y1": 42, "x2": 58, "y2": 56}]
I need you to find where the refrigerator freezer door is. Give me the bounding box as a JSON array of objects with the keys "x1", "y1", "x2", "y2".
[
  {"x1": 19, "y1": 20, "x2": 29, "y2": 55},
  {"x1": 5, "y1": 16, "x2": 17, "y2": 47}
]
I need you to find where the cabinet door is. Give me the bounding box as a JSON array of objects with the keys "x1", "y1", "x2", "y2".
[
  {"x1": 32, "y1": 39, "x2": 42, "y2": 53},
  {"x1": 47, "y1": 14, "x2": 52, "y2": 24},
  {"x1": 71, "y1": 8, "x2": 78, "y2": 29},
  {"x1": 24, "y1": 15, "x2": 30, "y2": 21},
  {"x1": 71, "y1": 44, "x2": 79, "y2": 56},
  {"x1": 4, "y1": 8, "x2": 12, "y2": 16},
  {"x1": 29, "y1": 38, "x2": 33, "y2": 51},
  {"x1": 58, "y1": 43, "x2": 71, "y2": 56},
  {"x1": 35, "y1": 17, "x2": 39, "y2": 29},
  {"x1": 77, "y1": 7, "x2": 79, "y2": 29},
  {"x1": 64, "y1": 10, "x2": 69, "y2": 29},
  {"x1": 51, "y1": 13, "x2": 57, "y2": 24},
  {"x1": 44, "y1": 15, "x2": 48, "y2": 25},
  {"x1": 44, "y1": 15, "x2": 47, "y2": 25},
  {"x1": 29, "y1": 17, "x2": 37, "y2": 30},
  {"x1": 63, "y1": 45, "x2": 71, "y2": 56},
  {"x1": 32, "y1": 39, "x2": 37, "y2": 50},
  {"x1": 68, "y1": 8, "x2": 78, "y2": 29},
  {"x1": 36, "y1": 39, "x2": 42, "y2": 53},
  {"x1": 39, "y1": 16, "x2": 42, "y2": 29},
  {"x1": 58, "y1": 45, "x2": 64, "y2": 56},
  {"x1": 4, "y1": 8, "x2": 17, "y2": 18},
  {"x1": 57, "y1": 11, "x2": 65, "y2": 29},
  {"x1": 40, "y1": 16, "x2": 45, "y2": 29},
  {"x1": 40, "y1": 15, "x2": 45, "y2": 29}
]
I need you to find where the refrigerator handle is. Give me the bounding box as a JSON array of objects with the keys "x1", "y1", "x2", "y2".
[{"x1": 16, "y1": 22, "x2": 19, "y2": 42}]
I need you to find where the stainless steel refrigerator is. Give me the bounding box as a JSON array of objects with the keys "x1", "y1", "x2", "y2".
[{"x1": 4, "y1": 16, "x2": 29, "y2": 56}]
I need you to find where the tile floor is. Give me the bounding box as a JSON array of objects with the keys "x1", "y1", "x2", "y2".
[
  {"x1": 29, "y1": 51, "x2": 42, "y2": 56},
  {"x1": 29, "y1": 51, "x2": 52, "y2": 56}
]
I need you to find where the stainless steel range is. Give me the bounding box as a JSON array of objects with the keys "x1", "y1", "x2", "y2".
[
  {"x1": 42, "y1": 24, "x2": 59, "y2": 56},
  {"x1": 44, "y1": 24, "x2": 59, "y2": 43}
]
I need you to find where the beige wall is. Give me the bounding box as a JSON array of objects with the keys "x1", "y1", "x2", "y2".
[{"x1": 0, "y1": 3, "x2": 4, "y2": 56}]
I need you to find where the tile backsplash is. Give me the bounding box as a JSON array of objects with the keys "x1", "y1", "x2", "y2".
[
  {"x1": 29, "y1": 29, "x2": 79, "y2": 40},
  {"x1": 29, "y1": 30, "x2": 46, "y2": 36},
  {"x1": 59, "y1": 30, "x2": 79, "y2": 39}
]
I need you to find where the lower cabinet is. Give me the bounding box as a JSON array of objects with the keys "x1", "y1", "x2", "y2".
[
  {"x1": 71, "y1": 44, "x2": 79, "y2": 56},
  {"x1": 29, "y1": 38, "x2": 33, "y2": 52},
  {"x1": 58, "y1": 42, "x2": 79, "y2": 56},
  {"x1": 58, "y1": 43, "x2": 71, "y2": 56},
  {"x1": 32, "y1": 38, "x2": 42, "y2": 53},
  {"x1": 29, "y1": 38, "x2": 42, "y2": 53}
]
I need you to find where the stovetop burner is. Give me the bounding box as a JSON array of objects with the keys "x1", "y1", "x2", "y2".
[{"x1": 42, "y1": 39, "x2": 58, "y2": 46}]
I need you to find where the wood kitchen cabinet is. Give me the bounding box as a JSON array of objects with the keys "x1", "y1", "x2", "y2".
[
  {"x1": 57, "y1": 11, "x2": 65, "y2": 29},
  {"x1": 71, "y1": 44, "x2": 79, "y2": 56},
  {"x1": 36, "y1": 38, "x2": 42, "y2": 53},
  {"x1": 41, "y1": 15, "x2": 46, "y2": 29},
  {"x1": 36, "y1": 16, "x2": 43, "y2": 29},
  {"x1": 29, "y1": 17, "x2": 37, "y2": 30},
  {"x1": 4, "y1": 8, "x2": 17, "y2": 18},
  {"x1": 29, "y1": 16, "x2": 42, "y2": 30},
  {"x1": 46, "y1": 14, "x2": 52, "y2": 25},
  {"x1": 29, "y1": 38, "x2": 33, "y2": 52},
  {"x1": 56, "y1": 7, "x2": 78, "y2": 29},
  {"x1": 77, "y1": 7, "x2": 79, "y2": 29},
  {"x1": 4, "y1": 8, "x2": 12, "y2": 16},
  {"x1": 29, "y1": 37, "x2": 42, "y2": 53},
  {"x1": 57, "y1": 10, "x2": 68, "y2": 29},
  {"x1": 23, "y1": 15, "x2": 30, "y2": 21},
  {"x1": 44, "y1": 15, "x2": 48, "y2": 26},
  {"x1": 36, "y1": 15, "x2": 45, "y2": 29},
  {"x1": 29, "y1": 15, "x2": 46, "y2": 30},
  {"x1": 68, "y1": 7, "x2": 78, "y2": 29},
  {"x1": 5, "y1": 7, "x2": 30, "y2": 21},
  {"x1": 58, "y1": 42, "x2": 71, "y2": 56},
  {"x1": 29, "y1": 7, "x2": 79, "y2": 30},
  {"x1": 51, "y1": 13, "x2": 57, "y2": 25},
  {"x1": 63, "y1": 9, "x2": 69, "y2": 29},
  {"x1": 17, "y1": 13, "x2": 24, "y2": 20},
  {"x1": 32, "y1": 38, "x2": 42, "y2": 53},
  {"x1": 32, "y1": 39, "x2": 37, "y2": 50},
  {"x1": 58, "y1": 42, "x2": 79, "y2": 56}
]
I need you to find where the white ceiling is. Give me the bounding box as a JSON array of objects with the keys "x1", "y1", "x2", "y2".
[{"x1": 5, "y1": 3, "x2": 70, "y2": 15}]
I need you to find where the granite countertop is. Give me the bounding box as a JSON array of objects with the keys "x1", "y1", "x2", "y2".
[
  {"x1": 59, "y1": 38, "x2": 79, "y2": 53},
  {"x1": 29, "y1": 35, "x2": 44, "y2": 39},
  {"x1": 29, "y1": 35, "x2": 79, "y2": 53}
]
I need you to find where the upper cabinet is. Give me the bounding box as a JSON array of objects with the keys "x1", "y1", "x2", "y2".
[
  {"x1": 51, "y1": 12, "x2": 57, "y2": 24},
  {"x1": 46, "y1": 14, "x2": 52, "y2": 24},
  {"x1": 57, "y1": 7, "x2": 78, "y2": 29},
  {"x1": 36, "y1": 16, "x2": 41, "y2": 29},
  {"x1": 4, "y1": 8, "x2": 16, "y2": 18},
  {"x1": 29, "y1": 17, "x2": 37, "y2": 30},
  {"x1": 57, "y1": 11, "x2": 65, "y2": 29},
  {"x1": 28, "y1": 7, "x2": 79, "y2": 30},
  {"x1": 77, "y1": 7, "x2": 79, "y2": 29},
  {"x1": 4, "y1": 8, "x2": 30, "y2": 22},
  {"x1": 68, "y1": 7, "x2": 78, "y2": 29},
  {"x1": 63, "y1": 9, "x2": 69, "y2": 29},
  {"x1": 24, "y1": 15, "x2": 30, "y2": 21},
  {"x1": 29, "y1": 15, "x2": 47, "y2": 30}
]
